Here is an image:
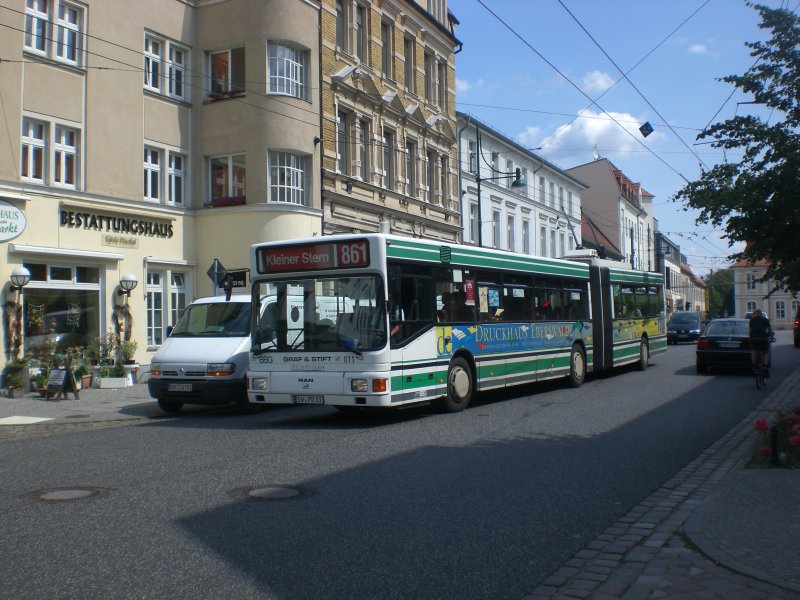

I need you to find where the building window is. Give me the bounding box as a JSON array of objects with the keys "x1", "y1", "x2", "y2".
[
  {"x1": 404, "y1": 35, "x2": 416, "y2": 93},
  {"x1": 559, "y1": 186, "x2": 565, "y2": 210},
  {"x1": 776, "y1": 301, "x2": 786, "y2": 320},
  {"x1": 167, "y1": 152, "x2": 185, "y2": 205},
  {"x1": 549, "y1": 182, "x2": 556, "y2": 208},
  {"x1": 168, "y1": 45, "x2": 187, "y2": 100},
  {"x1": 146, "y1": 271, "x2": 164, "y2": 347},
  {"x1": 522, "y1": 219, "x2": 530, "y2": 253},
  {"x1": 439, "y1": 155, "x2": 449, "y2": 206},
  {"x1": 550, "y1": 229, "x2": 556, "y2": 258},
  {"x1": 469, "y1": 203, "x2": 479, "y2": 243},
  {"x1": 437, "y1": 59, "x2": 447, "y2": 109},
  {"x1": 568, "y1": 191, "x2": 574, "y2": 216},
  {"x1": 381, "y1": 21, "x2": 393, "y2": 78},
  {"x1": 405, "y1": 139, "x2": 417, "y2": 198},
  {"x1": 559, "y1": 232, "x2": 566, "y2": 257},
  {"x1": 492, "y1": 209, "x2": 501, "y2": 249},
  {"x1": 337, "y1": 110, "x2": 350, "y2": 175},
  {"x1": 538, "y1": 176, "x2": 545, "y2": 205},
  {"x1": 25, "y1": 0, "x2": 84, "y2": 67},
  {"x1": 170, "y1": 273, "x2": 187, "y2": 326},
  {"x1": 268, "y1": 42, "x2": 308, "y2": 99},
  {"x1": 383, "y1": 128, "x2": 395, "y2": 190},
  {"x1": 424, "y1": 50, "x2": 435, "y2": 103},
  {"x1": 336, "y1": 0, "x2": 346, "y2": 50},
  {"x1": 540, "y1": 226, "x2": 547, "y2": 256},
  {"x1": 209, "y1": 154, "x2": 246, "y2": 204},
  {"x1": 507, "y1": 215, "x2": 515, "y2": 251},
  {"x1": 746, "y1": 301, "x2": 757, "y2": 313},
  {"x1": 355, "y1": 4, "x2": 367, "y2": 62},
  {"x1": 746, "y1": 273, "x2": 756, "y2": 290},
  {"x1": 506, "y1": 159, "x2": 515, "y2": 189},
  {"x1": 21, "y1": 118, "x2": 46, "y2": 182},
  {"x1": 426, "y1": 150, "x2": 436, "y2": 203},
  {"x1": 143, "y1": 147, "x2": 161, "y2": 201},
  {"x1": 53, "y1": 125, "x2": 77, "y2": 187},
  {"x1": 144, "y1": 36, "x2": 162, "y2": 92},
  {"x1": 468, "y1": 140, "x2": 476, "y2": 173},
  {"x1": 358, "y1": 119, "x2": 370, "y2": 181},
  {"x1": 144, "y1": 34, "x2": 189, "y2": 101},
  {"x1": 209, "y1": 47, "x2": 246, "y2": 97},
  {"x1": 269, "y1": 151, "x2": 307, "y2": 205}
]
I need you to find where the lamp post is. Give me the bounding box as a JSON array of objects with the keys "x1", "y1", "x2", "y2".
[
  {"x1": 7, "y1": 267, "x2": 30, "y2": 361},
  {"x1": 475, "y1": 123, "x2": 527, "y2": 248}
]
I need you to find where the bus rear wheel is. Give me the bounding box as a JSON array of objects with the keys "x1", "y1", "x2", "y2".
[
  {"x1": 443, "y1": 357, "x2": 474, "y2": 413},
  {"x1": 637, "y1": 339, "x2": 649, "y2": 371},
  {"x1": 568, "y1": 345, "x2": 586, "y2": 387}
]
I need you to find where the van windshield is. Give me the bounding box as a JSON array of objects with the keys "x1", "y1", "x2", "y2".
[
  {"x1": 169, "y1": 302, "x2": 251, "y2": 337},
  {"x1": 252, "y1": 275, "x2": 385, "y2": 353}
]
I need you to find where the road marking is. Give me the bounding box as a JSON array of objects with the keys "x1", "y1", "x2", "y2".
[{"x1": 0, "y1": 416, "x2": 54, "y2": 425}]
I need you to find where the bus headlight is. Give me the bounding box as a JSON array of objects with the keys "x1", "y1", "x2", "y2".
[
  {"x1": 207, "y1": 363, "x2": 236, "y2": 377},
  {"x1": 251, "y1": 377, "x2": 269, "y2": 391},
  {"x1": 351, "y1": 379, "x2": 368, "y2": 392}
]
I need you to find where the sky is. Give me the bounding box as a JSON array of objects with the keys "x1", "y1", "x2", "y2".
[{"x1": 448, "y1": 0, "x2": 789, "y2": 275}]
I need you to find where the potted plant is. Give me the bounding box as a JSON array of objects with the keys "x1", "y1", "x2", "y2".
[
  {"x1": 75, "y1": 361, "x2": 91, "y2": 390},
  {"x1": 97, "y1": 363, "x2": 129, "y2": 388},
  {"x1": 117, "y1": 339, "x2": 138, "y2": 365},
  {"x1": 4, "y1": 355, "x2": 30, "y2": 396},
  {"x1": 5, "y1": 371, "x2": 24, "y2": 398},
  {"x1": 34, "y1": 364, "x2": 52, "y2": 398}
]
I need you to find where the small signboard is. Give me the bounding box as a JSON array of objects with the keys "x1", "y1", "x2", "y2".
[
  {"x1": 47, "y1": 359, "x2": 80, "y2": 401},
  {"x1": 221, "y1": 268, "x2": 248, "y2": 289}
]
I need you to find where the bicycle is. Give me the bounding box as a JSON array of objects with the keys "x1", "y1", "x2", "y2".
[{"x1": 751, "y1": 334, "x2": 775, "y2": 390}]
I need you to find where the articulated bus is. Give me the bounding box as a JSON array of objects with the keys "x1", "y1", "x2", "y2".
[{"x1": 247, "y1": 234, "x2": 666, "y2": 412}]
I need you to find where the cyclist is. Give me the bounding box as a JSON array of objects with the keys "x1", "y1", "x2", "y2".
[{"x1": 749, "y1": 308, "x2": 774, "y2": 378}]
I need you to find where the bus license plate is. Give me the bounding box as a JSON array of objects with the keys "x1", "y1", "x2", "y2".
[
  {"x1": 168, "y1": 383, "x2": 192, "y2": 392},
  {"x1": 293, "y1": 395, "x2": 324, "y2": 405}
]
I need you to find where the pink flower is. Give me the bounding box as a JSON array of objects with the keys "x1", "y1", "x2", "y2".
[
  {"x1": 790, "y1": 436, "x2": 800, "y2": 447},
  {"x1": 792, "y1": 424, "x2": 800, "y2": 434},
  {"x1": 755, "y1": 419, "x2": 768, "y2": 433}
]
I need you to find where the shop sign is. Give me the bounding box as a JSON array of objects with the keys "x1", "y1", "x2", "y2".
[
  {"x1": 102, "y1": 234, "x2": 138, "y2": 249},
  {"x1": 0, "y1": 200, "x2": 26, "y2": 242},
  {"x1": 60, "y1": 209, "x2": 173, "y2": 238}
]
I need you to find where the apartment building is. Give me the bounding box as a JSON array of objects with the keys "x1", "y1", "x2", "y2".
[
  {"x1": 0, "y1": 0, "x2": 321, "y2": 368},
  {"x1": 732, "y1": 257, "x2": 798, "y2": 328},
  {"x1": 457, "y1": 113, "x2": 585, "y2": 256},
  {"x1": 319, "y1": 0, "x2": 461, "y2": 241},
  {"x1": 567, "y1": 158, "x2": 657, "y2": 272}
]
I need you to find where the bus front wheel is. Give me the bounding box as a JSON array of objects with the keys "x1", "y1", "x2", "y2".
[
  {"x1": 568, "y1": 345, "x2": 586, "y2": 387},
  {"x1": 443, "y1": 357, "x2": 474, "y2": 413}
]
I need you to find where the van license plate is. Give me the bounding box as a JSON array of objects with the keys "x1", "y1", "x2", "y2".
[
  {"x1": 293, "y1": 395, "x2": 324, "y2": 404},
  {"x1": 168, "y1": 383, "x2": 192, "y2": 392}
]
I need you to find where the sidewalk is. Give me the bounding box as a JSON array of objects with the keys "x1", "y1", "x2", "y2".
[{"x1": 1, "y1": 373, "x2": 799, "y2": 597}]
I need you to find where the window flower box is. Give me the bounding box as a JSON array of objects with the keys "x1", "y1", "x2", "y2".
[{"x1": 209, "y1": 195, "x2": 246, "y2": 208}]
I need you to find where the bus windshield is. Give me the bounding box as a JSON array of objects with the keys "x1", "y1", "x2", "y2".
[{"x1": 252, "y1": 275, "x2": 385, "y2": 353}]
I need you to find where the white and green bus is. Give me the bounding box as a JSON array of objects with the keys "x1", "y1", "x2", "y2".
[{"x1": 247, "y1": 234, "x2": 666, "y2": 412}]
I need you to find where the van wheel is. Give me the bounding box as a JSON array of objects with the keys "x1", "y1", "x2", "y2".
[
  {"x1": 442, "y1": 357, "x2": 474, "y2": 413},
  {"x1": 158, "y1": 399, "x2": 183, "y2": 413},
  {"x1": 637, "y1": 339, "x2": 649, "y2": 371},
  {"x1": 568, "y1": 344, "x2": 586, "y2": 387}
]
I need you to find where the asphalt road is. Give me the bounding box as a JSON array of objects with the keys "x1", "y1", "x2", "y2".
[{"x1": 1, "y1": 332, "x2": 795, "y2": 599}]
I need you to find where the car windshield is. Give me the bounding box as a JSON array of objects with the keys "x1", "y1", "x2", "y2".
[
  {"x1": 670, "y1": 313, "x2": 698, "y2": 324},
  {"x1": 705, "y1": 321, "x2": 749, "y2": 336},
  {"x1": 169, "y1": 302, "x2": 251, "y2": 337},
  {"x1": 252, "y1": 275, "x2": 386, "y2": 353}
]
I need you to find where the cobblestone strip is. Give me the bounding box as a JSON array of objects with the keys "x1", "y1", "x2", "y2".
[{"x1": 524, "y1": 369, "x2": 800, "y2": 600}]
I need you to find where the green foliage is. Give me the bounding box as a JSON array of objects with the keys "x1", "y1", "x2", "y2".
[
  {"x1": 99, "y1": 364, "x2": 126, "y2": 378},
  {"x1": 673, "y1": 4, "x2": 800, "y2": 292},
  {"x1": 703, "y1": 269, "x2": 735, "y2": 317}
]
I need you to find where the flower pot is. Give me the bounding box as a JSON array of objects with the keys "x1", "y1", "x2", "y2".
[
  {"x1": 98, "y1": 377, "x2": 130, "y2": 389},
  {"x1": 6, "y1": 387, "x2": 25, "y2": 398},
  {"x1": 36, "y1": 387, "x2": 52, "y2": 399},
  {"x1": 81, "y1": 375, "x2": 92, "y2": 389}
]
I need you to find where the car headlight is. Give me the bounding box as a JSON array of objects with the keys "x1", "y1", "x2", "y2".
[
  {"x1": 150, "y1": 364, "x2": 162, "y2": 376},
  {"x1": 207, "y1": 363, "x2": 236, "y2": 377},
  {"x1": 251, "y1": 377, "x2": 269, "y2": 391}
]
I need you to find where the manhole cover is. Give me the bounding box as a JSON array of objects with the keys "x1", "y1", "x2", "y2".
[
  {"x1": 23, "y1": 487, "x2": 112, "y2": 502},
  {"x1": 231, "y1": 485, "x2": 312, "y2": 501}
]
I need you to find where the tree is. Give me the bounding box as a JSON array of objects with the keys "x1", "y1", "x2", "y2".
[
  {"x1": 673, "y1": 3, "x2": 800, "y2": 292},
  {"x1": 704, "y1": 269, "x2": 734, "y2": 318}
]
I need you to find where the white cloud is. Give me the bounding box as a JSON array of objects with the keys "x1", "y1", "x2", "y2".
[
  {"x1": 537, "y1": 109, "x2": 665, "y2": 165},
  {"x1": 455, "y1": 78, "x2": 471, "y2": 93},
  {"x1": 516, "y1": 126, "x2": 541, "y2": 148},
  {"x1": 688, "y1": 43, "x2": 708, "y2": 54},
  {"x1": 581, "y1": 70, "x2": 615, "y2": 94}
]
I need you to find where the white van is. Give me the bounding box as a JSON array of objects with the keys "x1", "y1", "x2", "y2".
[{"x1": 148, "y1": 295, "x2": 252, "y2": 413}]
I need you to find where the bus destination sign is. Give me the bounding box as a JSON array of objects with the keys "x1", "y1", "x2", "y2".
[{"x1": 258, "y1": 239, "x2": 370, "y2": 273}]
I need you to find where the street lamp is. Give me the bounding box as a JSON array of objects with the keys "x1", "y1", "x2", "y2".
[
  {"x1": 474, "y1": 123, "x2": 527, "y2": 247},
  {"x1": 118, "y1": 273, "x2": 139, "y2": 303}
]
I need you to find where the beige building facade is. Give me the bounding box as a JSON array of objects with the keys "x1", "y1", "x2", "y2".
[
  {"x1": 732, "y1": 259, "x2": 798, "y2": 329},
  {"x1": 0, "y1": 0, "x2": 322, "y2": 371},
  {"x1": 319, "y1": 0, "x2": 461, "y2": 241}
]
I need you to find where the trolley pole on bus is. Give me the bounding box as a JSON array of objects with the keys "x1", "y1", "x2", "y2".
[{"x1": 474, "y1": 123, "x2": 527, "y2": 248}]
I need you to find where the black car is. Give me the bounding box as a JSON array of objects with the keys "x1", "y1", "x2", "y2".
[
  {"x1": 667, "y1": 311, "x2": 702, "y2": 344},
  {"x1": 696, "y1": 318, "x2": 752, "y2": 373}
]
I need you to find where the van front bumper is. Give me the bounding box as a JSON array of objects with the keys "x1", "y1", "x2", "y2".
[{"x1": 148, "y1": 377, "x2": 247, "y2": 405}]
